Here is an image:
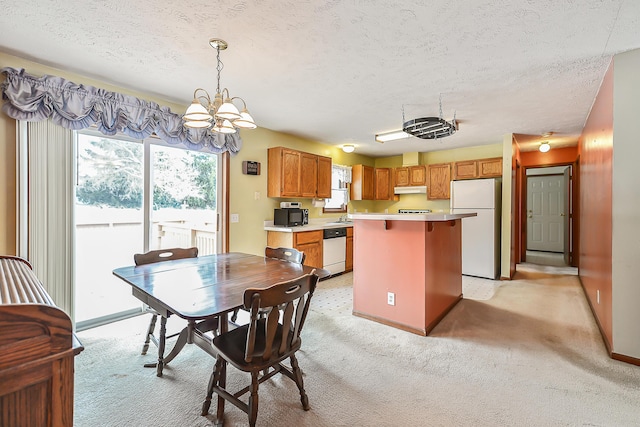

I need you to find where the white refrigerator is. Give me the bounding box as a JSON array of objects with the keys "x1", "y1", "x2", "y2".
[{"x1": 450, "y1": 178, "x2": 501, "y2": 279}]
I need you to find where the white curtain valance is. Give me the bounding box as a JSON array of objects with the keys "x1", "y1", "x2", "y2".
[{"x1": 1, "y1": 67, "x2": 241, "y2": 154}]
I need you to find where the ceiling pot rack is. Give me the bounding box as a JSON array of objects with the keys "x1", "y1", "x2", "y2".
[{"x1": 402, "y1": 95, "x2": 457, "y2": 140}]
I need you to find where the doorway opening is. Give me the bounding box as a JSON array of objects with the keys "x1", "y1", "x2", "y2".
[{"x1": 525, "y1": 166, "x2": 570, "y2": 266}]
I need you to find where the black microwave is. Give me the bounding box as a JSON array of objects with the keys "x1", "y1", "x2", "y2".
[{"x1": 274, "y1": 208, "x2": 309, "y2": 227}]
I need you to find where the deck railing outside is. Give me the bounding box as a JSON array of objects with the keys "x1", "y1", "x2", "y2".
[{"x1": 75, "y1": 206, "x2": 217, "y2": 324}]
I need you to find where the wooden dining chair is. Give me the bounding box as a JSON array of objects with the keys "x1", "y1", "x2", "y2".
[
  {"x1": 201, "y1": 270, "x2": 319, "y2": 427},
  {"x1": 133, "y1": 247, "x2": 199, "y2": 369},
  {"x1": 264, "y1": 246, "x2": 306, "y2": 264},
  {"x1": 231, "y1": 247, "x2": 306, "y2": 325}
]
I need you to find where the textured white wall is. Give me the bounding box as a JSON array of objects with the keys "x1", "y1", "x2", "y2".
[{"x1": 612, "y1": 48, "x2": 640, "y2": 357}]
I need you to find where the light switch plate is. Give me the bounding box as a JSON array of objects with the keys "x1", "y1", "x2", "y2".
[{"x1": 231, "y1": 213, "x2": 239, "y2": 223}]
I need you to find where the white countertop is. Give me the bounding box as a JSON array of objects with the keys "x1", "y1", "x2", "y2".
[
  {"x1": 264, "y1": 219, "x2": 353, "y2": 232},
  {"x1": 264, "y1": 212, "x2": 476, "y2": 232},
  {"x1": 348, "y1": 212, "x2": 477, "y2": 221}
]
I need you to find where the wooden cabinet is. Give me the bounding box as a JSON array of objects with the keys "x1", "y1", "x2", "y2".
[
  {"x1": 351, "y1": 164, "x2": 374, "y2": 200},
  {"x1": 453, "y1": 160, "x2": 477, "y2": 180},
  {"x1": 374, "y1": 167, "x2": 394, "y2": 200},
  {"x1": 352, "y1": 165, "x2": 396, "y2": 200},
  {"x1": 395, "y1": 165, "x2": 426, "y2": 187},
  {"x1": 427, "y1": 163, "x2": 452, "y2": 200},
  {"x1": 267, "y1": 230, "x2": 324, "y2": 269},
  {"x1": 0, "y1": 256, "x2": 83, "y2": 427},
  {"x1": 300, "y1": 152, "x2": 318, "y2": 197},
  {"x1": 317, "y1": 155, "x2": 332, "y2": 198},
  {"x1": 268, "y1": 147, "x2": 333, "y2": 198},
  {"x1": 453, "y1": 157, "x2": 502, "y2": 180},
  {"x1": 477, "y1": 157, "x2": 502, "y2": 178},
  {"x1": 346, "y1": 227, "x2": 354, "y2": 272}
]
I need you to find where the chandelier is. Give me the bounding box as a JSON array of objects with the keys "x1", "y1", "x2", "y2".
[
  {"x1": 183, "y1": 38, "x2": 256, "y2": 133},
  {"x1": 402, "y1": 96, "x2": 457, "y2": 140}
]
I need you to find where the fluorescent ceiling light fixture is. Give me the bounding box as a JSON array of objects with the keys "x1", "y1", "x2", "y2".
[
  {"x1": 539, "y1": 141, "x2": 551, "y2": 153},
  {"x1": 342, "y1": 144, "x2": 355, "y2": 153},
  {"x1": 375, "y1": 130, "x2": 410, "y2": 143}
]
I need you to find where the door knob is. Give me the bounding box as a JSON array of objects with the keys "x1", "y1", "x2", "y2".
[
  {"x1": 560, "y1": 213, "x2": 565, "y2": 216},
  {"x1": 528, "y1": 215, "x2": 532, "y2": 218}
]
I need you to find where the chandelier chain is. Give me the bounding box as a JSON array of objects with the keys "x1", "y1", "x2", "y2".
[{"x1": 216, "y1": 46, "x2": 224, "y2": 95}]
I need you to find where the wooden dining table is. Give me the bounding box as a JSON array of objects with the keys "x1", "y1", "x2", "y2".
[{"x1": 112, "y1": 252, "x2": 327, "y2": 376}]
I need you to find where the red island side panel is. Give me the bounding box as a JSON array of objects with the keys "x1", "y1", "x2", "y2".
[{"x1": 352, "y1": 219, "x2": 462, "y2": 335}]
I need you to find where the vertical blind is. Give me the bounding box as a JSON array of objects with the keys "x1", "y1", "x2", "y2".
[{"x1": 20, "y1": 120, "x2": 75, "y2": 319}]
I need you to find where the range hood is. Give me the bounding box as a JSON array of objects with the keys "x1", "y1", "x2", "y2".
[{"x1": 394, "y1": 185, "x2": 427, "y2": 194}]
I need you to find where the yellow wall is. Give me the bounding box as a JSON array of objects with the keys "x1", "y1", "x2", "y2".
[{"x1": 228, "y1": 127, "x2": 373, "y2": 255}]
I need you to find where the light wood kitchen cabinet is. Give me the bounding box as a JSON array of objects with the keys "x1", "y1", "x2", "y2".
[
  {"x1": 267, "y1": 230, "x2": 324, "y2": 269},
  {"x1": 300, "y1": 152, "x2": 318, "y2": 197},
  {"x1": 345, "y1": 227, "x2": 354, "y2": 272},
  {"x1": 477, "y1": 157, "x2": 502, "y2": 178},
  {"x1": 427, "y1": 163, "x2": 452, "y2": 199},
  {"x1": 453, "y1": 157, "x2": 502, "y2": 180},
  {"x1": 394, "y1": 165, "x2": 427, "y2": 187},
  {"x1": 317, "y1": 155, "x2": 332, "y2": 198},
  {"x1": 374, "y1": 167, "x2": 395, "y2": 200},
  {"x1": 351, "y1": 164, "x2": 375, "y2": 200},
  {"x1": 453, "y1": 160, "x2": 478, "y2": 180},
  {"x1": 268, "y1": 147, "x2": 333, "y2": 198}
]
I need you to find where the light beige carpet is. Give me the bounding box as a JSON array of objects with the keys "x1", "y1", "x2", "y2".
[{"x1": 74, "y1": 268, "x2": 640, "y2": 426}]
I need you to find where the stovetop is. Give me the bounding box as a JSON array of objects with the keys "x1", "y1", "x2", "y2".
[{"x1": 398, "y1": 209, "x2": 432, "y2": 214}]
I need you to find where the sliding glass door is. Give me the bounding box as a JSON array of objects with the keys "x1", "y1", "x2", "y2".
[{"x1": 75, "y1": 131, "x2": 220, "y2": 330}]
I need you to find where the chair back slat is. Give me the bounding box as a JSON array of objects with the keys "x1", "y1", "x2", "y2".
[
  {"x1": 265, "y1": 247, "x2": 306, "y2": 265},
  {"x1": 243, "y1": 270, "x2": 318, "y2": 363},
  {"x1": 134, "y1": 247, "x2": 198, "y2": 266},
  {"x1": 279, "y1": 301, "x2": 295, "y2": 354}
]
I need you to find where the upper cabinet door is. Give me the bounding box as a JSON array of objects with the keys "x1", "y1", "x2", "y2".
[
  {"x1": 280, "y1": 149, "x2": 302, "y2": 196},
  {"x1": 351, "y1": 164, "x2": 375, "y2": 200},
  {"x1": 427, "y1": 163, "x2": 452, "y2": 200},
  {"x1": 409, "y1": 165, "x2": 426, "y2": 186},
  {"x1": 453, "y1": 160, "x2": 478, "y2": 180},
  {"x1": 300, "y1": 152, "x2": 318, "y2": 198},
  {"x1": 395, "y1": 167, "x2": 410, "y2": 186},
  {"x1": 477, "y1": 157, "x2": 502, "y2": 178},
  {"x1": 268, "y1": 147, "x2": 301, "y2": 197},
  {"x1": 374, "y1": 168, "x2": 393, "y2": 200},
  {"x1": 316, "y1": 156, "x2": 332, "y2": 199}
]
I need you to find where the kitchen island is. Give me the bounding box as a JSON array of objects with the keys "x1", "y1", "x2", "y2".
[{"x1": 350, "y1": 211, "x2": 476, "y2": 335}]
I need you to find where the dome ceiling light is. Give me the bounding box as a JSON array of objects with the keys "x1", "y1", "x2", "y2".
[{"x1": 539, "y1": 132, "x2": 552, "y2": 152}]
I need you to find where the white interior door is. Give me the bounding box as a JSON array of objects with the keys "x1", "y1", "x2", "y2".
[
  {"x1": 563, "y1": 167, "x2": 571, "y2": 265},
  {"x1": 527, "y1": 174, "x2": 565, "y2": 252}
]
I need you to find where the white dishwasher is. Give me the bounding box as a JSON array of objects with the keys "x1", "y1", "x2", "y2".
[{"x1": 322, "y1": 227, "x2": 347, "y2": 275}]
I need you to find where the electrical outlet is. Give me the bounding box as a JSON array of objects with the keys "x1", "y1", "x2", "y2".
[
  {"x1": 597, "y1": 289, "x2": 600, "y2": 304},
  {"x1": 387, "y1": 292, "x2": 395, "y2": 306},
  {"x1": 231, "y1": 213, "x2": 239, "y2": 223}
]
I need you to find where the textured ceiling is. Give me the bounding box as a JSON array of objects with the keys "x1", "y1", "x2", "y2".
[{"x1": 1, "y1": 1, "x2": 639, "y2": 156}]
